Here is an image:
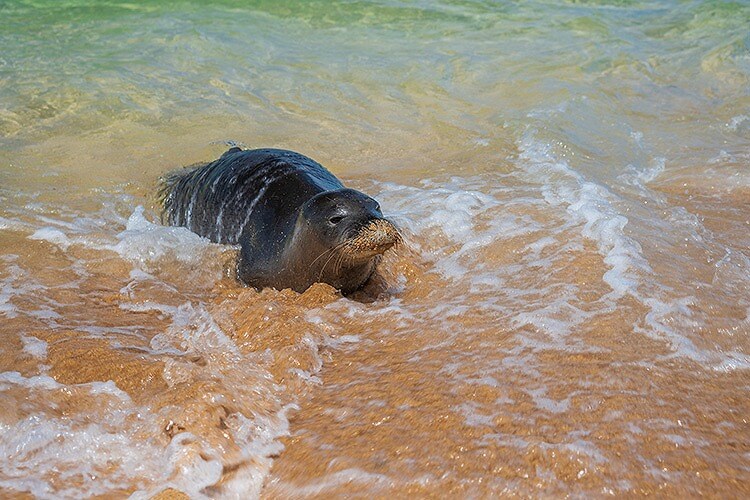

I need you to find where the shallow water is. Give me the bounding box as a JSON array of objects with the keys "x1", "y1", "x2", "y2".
[{"x1": 1, "y1": 0, "x2": 749, "y2": 497}]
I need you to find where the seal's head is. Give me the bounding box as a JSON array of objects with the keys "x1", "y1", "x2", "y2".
[{"x1": 297, "y1": 188, "x2": 400, "y2": 292}]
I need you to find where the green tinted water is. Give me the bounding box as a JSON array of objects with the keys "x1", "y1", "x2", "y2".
[{"x1": 2, "y1": 1, "x2": 747, "y2": 180}]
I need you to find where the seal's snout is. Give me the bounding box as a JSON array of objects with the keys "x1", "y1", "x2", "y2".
[
  {"x1": 348, "y1": 218, "x2": 401, "y2": 258},
  {"x1": 367, "y1": 218, "x2": 400, "y2": 248}
]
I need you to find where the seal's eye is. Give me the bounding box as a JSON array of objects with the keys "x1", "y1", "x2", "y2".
[{"x1": 328, "y1": 215, "x2": 345, "y2": 225}]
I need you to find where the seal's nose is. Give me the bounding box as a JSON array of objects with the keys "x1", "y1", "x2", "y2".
[{"x1": 358, "y1": 218, "x2": 400, "y2": 253}]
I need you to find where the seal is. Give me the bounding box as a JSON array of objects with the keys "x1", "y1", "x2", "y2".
[{"x1": 159, "y1": 147, "x2": 400, "y2": 294}]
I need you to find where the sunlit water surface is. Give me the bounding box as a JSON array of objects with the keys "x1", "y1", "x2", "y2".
[{"x1": 1, "y1": 0, "x2": 749, "y2": 497}]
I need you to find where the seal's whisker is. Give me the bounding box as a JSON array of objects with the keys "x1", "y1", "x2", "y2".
[
  {"x1": 309, "y1": 244, "x2": 338, "y2": 270},
  {"x1": 317, "y1": 240, "x2": 351, "y2": 281},
  {"x1": 309, "y1": 238, "x2": 353, "y2": 271},
  {"x1": 334, "y1": 251, "x2": 347, "y2": 278},
  {"x1": 318, "y1": 251, "x2": 338, "y2": 281},
  {"x1": 328, "y1": 253, "x2": 343, "y2": 282}
]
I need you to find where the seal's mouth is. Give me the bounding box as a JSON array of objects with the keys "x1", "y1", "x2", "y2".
[{"x1": 344, "y1": 218, "x2": 401, "y2": 260}]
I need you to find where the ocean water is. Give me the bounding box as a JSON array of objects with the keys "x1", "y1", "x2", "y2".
[{"x1": 1, "y1": 0, "x2": 749, "y2": 497}]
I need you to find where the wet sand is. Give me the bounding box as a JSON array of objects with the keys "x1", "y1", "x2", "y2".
[{"x1": 2, "y1": 187, "x2": 748, "y2": 497}]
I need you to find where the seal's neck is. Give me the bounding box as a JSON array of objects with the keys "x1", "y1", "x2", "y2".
[{"x1": 328, "y1": 258, "x2": 378, "y2": 295}]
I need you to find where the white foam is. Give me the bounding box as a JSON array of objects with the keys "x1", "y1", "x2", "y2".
[
  {"x1": 618, "y1": 157, "x2": 666, "y2": 190},
  {"x1": 377, "y1": 182, "x2": 500, "y2": 244},
  {"x1": 510, "y1": 292, "x2": 587, "y2": 337},
  {"x1": 213, "y1": 405, "x2": 298, "y2": 498},
  {"x1": 151, "y1": 433, "x2": 224, "y2": 498},
  {"x1": 0, "y1": 260, "x2": 44, "y2": 319},
  {"x1": 270, "y1": 468, "x2": 393, "y2": 497},
  {"x1": 1, "y1": 295, "x2": 302, "y2": 498},
  {"x1": 0, "y1": 372, "x2": 165, "y2": 498},
  {"x1": 527, "y1": 387, "x2": 571, "y2": 414},
  {"x1": 288, "y1": 368, "x2": 323, "y2": 384},
  {"x1": 20, "y1": 335, "x2": 48, "y2": 359},
  {"x1": 373, "y1": 165, "x2": 749, "y2": 373},
  {"x1": 26, "y1": 206, "x2": 226, "y2": 286},
  {"x1": 518, "y1": 132, "x2": 652, "y2": 300},
  {"x1": 374, "y1": 177, "x2": 594, "y2": 343},
  {"x1": 137, "y1": 301, "x2": 311, "y2": 497},
  {"x1": 28, "y1": 227, "x2": 74, "y2": 250},
  {"x1": 0, "y1": 216, "x2": 31, "y2": 232},
  {"x1": 375, "y1": 180, "x2": 541, "y2": 285},
  {"x1": 0, "y1": 285, "x2": 19, "y2": 319},
  {"x1": 113, "y1": 206, "x2": 224, "y2": 272},
  {"x1": 151, "y1": 302, "x2": 242, "y2": 361},
  {"x1": 709, "y1": 350, "x2": 750, "y2": 373},
  {"x1": 0, "y1": 371, "x2": 61, "y2": 390},
  {"x1": 456, "y1": 402, "x2": 495, "y2": 427},
  {"x1": 727, "y1": 114, "x2": 748, "y2": 131},
  {"x1": 515, "y1": 130, "x2": 750, "y2": 368},
  {"x1": 86, "y1": 380, "x2": 132, "y2": 401}
]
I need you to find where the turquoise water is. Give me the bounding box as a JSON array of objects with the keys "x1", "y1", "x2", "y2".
[
  {"x1": 1, "y1": 1, "x2": 749, "y2": 497},
  {"x1": 2, "y1": 1, "x2": 748, "y2": 173}
]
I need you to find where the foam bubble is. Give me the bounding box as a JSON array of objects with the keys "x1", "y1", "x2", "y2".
[
  {"x1": 270, "y1": 468, "x2": 393, "y2": 497},
  {"x1": 727, "y1": 114, "x2": 748, "y2": 131},
  {"x1": 25, "y1": 205, "x2": 219, "y2": 267},
  {"x1": 375, "y1": 181, "x2": 541, "y2": 284},
  {"x1": 527, "y1": 387, "x2": 571, "y2": 414},
  {"x1": 0, "y1": 372, "x2": 164, "y2": 497},
  {"x1": 28, "y1": 227, "x2": 78, "y2": 251},
  {"x1": 134, "y1": 301, "x2": 304, "y2": 496},
  {"x1": 518, "y1": 131, "x2": 653, "y2": 299},
  {"x1": 0, "y1": 371, "x2": 61, "y2": 390},
  {"x1": 0, "y1": 260, "x2": 45, "y2": 319},
  {"x1": 515, "y1": 130, "x2": 750, "y2": 368},
  {"x1": 0, "y1": 294, "x2": 299, "y2": 498},
  {"x1": 0, "y1": 216, "x2": 31, "y2": 232},
  {"x1": 151, "y1": 302, "x2": 242, "y2": 361},
  {"x1": 112, "y1": 206, "x2": 224, "y2": 272},
  {"x1": 20, "y1": 335, "x2": 48, "y2": 359},
  {"x1": 456, "y1": 402, "x2": 495, "y2": 427}
]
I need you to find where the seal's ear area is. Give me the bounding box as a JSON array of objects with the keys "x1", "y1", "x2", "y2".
[
  {"x1": 300, "y1": 191, "x2": 339, "y2": 223},
  {"x1": 330, "y1": 188, "x2": 383, "y2": 220}
]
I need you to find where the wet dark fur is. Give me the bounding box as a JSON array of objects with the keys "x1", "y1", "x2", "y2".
[{"x1": 159, "y1": 147, "x2": 398, "y2": 293}]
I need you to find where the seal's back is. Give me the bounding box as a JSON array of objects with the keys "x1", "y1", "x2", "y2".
[{"x1": 160, "y1": 148, "x2": 343, "y2": 245}]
